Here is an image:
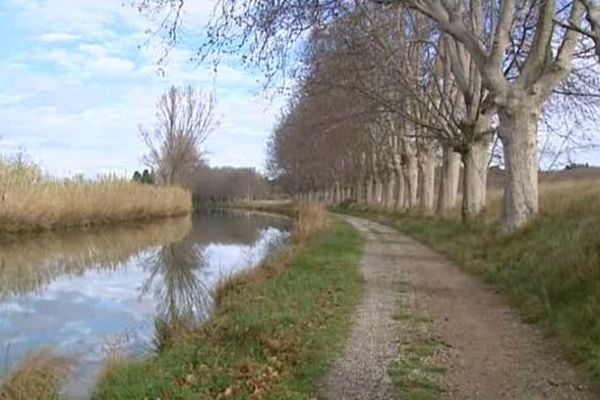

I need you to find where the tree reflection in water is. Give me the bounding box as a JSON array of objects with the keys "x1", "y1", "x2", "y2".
[
  {"x1": 139, "y1": 237, "x2": 213, "y2": 349},
  {"x1": 141, "y1": 240, "x2": 212, "y2": 317}
]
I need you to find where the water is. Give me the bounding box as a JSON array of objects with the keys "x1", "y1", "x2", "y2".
[{"x1": 0, "y1": 209, "x2": 290, "y2": 398}]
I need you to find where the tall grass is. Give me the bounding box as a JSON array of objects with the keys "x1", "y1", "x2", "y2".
[
  {"x1": 0, "y1": 350, "x2": 72, "y2": 400},
  {"x1": 292, "y1": 203, "x2": 328, "y2": 243},
  {"x1": 0, "y1": 158, "x2": 191, "y2": 234}
]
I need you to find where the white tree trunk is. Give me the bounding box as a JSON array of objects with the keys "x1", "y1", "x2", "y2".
[
  {"x1": 395, "y1": 167, "x2": 406, "y2": 211},
  {"x1": 357, "y1": 182, "x2": 365, "y2": 205},
  {"x1": 418, "y1": 148, "x2": 436, "y2": 213},
  {"x1": 365, "y1": 180, "x2": 374, "y2": 205},
  {"x1": 462, "y1": 139, "x2": 489, "y2": 219},
  {"x1": 374, "y1": 179, "x2": 383, "y2": 206},
  {"x1": 404, "y1": 154, "x2": 419, "y2": 209},
  {"x1": 498, "y1": 105, "x2": 540, "y2": 231},
  {"x1": 384, "y1": 173, "x2": 396, "y2": 211},
  {"x1": 437, "y1": 147, "x2": 461, "y2": 215}
]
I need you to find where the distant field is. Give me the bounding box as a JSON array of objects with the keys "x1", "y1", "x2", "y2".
[{"x1": 487, "y1": 166, "x2": 600, "y2": 188}]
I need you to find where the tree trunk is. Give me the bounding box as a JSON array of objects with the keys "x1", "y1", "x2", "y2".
[
  {"x1": 395, "y1": 167, "x2": 406, "y2": 211},
  {"x1": 462, "y1": 139, "x2": 489, "y2": 219},
  {"x1": 418, "y1": 148, "x2": 436, "y2": 213},
  {"x1": 404, "y1": 154, "x2": 419, "y2": 209},
  {"x1": 498, "y1": 105, "x2": 539, "y2": 231},
  {"x1": 384, "y1": 172, "x2": 396, "y2": 211},
  {"x1": 364, "y1": 179, "x2": 372, "y2": 206},
  {"x1": 357, "y1": 182, "x2": 365, "y2": 205},
  {"x1": 437, "y1": 147, "x2": 461, "y2": 215},
  {"x1": 374, "y1": 179, "x2": 383, "y2": 206}
]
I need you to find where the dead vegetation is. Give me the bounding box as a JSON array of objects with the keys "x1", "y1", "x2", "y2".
[
  {"x1": 292, "y1": 203, "x2": 329, "y2": 243},
  {"x1": 0, "y1": 350, "x2": 72, "y2": 400},
  {"x1": 0, "y1": 159, "x2": 191, "y2": 234}
]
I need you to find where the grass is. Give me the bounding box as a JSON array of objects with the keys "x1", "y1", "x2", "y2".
[
  {"x1": 390, "y1": 281, "x2": 444, "y2": 400},
  {"x1": 337, "y1": 177, "x2": 600, "y2": 381},
  {"x1": 0, "y1": 350, "x2": 72, "y2": 400},
  {"x1": 0, "y1": 158, "x2": 191, "y2": 234},
  {"x1": 93, "y1": 212, "x2": 363, "y2": 399}
]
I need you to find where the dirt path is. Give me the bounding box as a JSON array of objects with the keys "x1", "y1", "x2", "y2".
[{"x1": 323, "y1": 215, "x2": 596, "y2": 400}]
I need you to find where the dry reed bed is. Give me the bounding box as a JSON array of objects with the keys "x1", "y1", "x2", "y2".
[
  {"x1": 0, "y1": 350, "x2": 72, "y2": 400},
  {"x1": 0, "y1": 161, "x2": 192, "y2": 233},
  {"x1": 292, "y1": 202, "x2": 329, "y2": 243}
]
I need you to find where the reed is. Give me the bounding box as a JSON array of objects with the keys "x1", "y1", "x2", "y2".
[
  {"x1": 292, "y1": 202, "x2": 329, "y2": 243},
  {"x1": 0, "y1": 350, "x2": 72, "y2": 400},
  {"x1": 0, "y1": 159, "x2": 191, "y2": 234}
]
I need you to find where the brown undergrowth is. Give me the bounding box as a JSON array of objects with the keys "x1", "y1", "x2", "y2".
[{"x1": 0, "y1": 350, "x2": 72, "y2": 400}]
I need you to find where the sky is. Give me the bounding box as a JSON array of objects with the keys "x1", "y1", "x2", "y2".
[
  {"x1": 0, "y1": 0, "x2": 286, "y2": 177},
  {"x1": 1, "y1": 1, "x2": 599, "y2": 178}
]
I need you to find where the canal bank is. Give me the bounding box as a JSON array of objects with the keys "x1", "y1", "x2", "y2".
[
  {"x1": 0, "y1": 210, "x2": 291, "y2": 399},
  {"x1": 92, "y1": 214, "x2": 363, "y2": 399}
]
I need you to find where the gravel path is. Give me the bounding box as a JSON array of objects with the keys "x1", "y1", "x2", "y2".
[{"x1": 323, "y1": 215, "x2": 597, "y2": 400}]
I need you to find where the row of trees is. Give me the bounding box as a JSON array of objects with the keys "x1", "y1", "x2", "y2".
[
  {"x1": 137, "y1": 0, "x2": 600, "y2": 230},
  {"x1": 193, "y1": 166, "x2": 271, "y2": 204}
]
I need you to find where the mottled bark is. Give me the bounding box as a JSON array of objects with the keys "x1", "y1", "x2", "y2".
[
  {"x1": 498, "y1": 103, "x2": 540, "y2": 231},
  {"x1": 395, "y1": 167, "x2": 406, "y2": 211},
  {"x1": 374, "y1": 179, "x2": 383, "y2": 206},
  {"x1": 404, "y1": 153, "x2": 419, "y2": 209},
  {"x1": 437, "y1": 147, "x2": 461, "y2": 214},
  {"x1": 418, "y1": 147, "x2": 436, "y2": 213},
  {"x1": 384, "y1": 173, "x2": 396, "y2": 211},
  {"x1": 462, "y1": 139, "x2": 489, "y2": 219}
]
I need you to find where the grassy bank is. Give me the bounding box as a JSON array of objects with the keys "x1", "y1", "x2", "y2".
[
  {"x1": 0, "y1": 160, "x2": 191, "y2": 234},
  {"x1": 93, "y1": 214, "x2": 362, "y2": 399},
  {"x1": 337, "y1": 178, "x2": 600, "y2": 380}
]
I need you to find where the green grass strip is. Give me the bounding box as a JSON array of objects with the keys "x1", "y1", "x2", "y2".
[
  {"x1": 337, "y1": 204, "x2": 600, "y2": 382},
  {"x1": 93, "y1": 218, "x2": 363, "y2": 400}
]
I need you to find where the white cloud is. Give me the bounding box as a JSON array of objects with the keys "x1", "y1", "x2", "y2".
[
  {"x1": 39, "y1": 32, "x2": 79, "y2": 43},
  {"x1": 0, "y1": 0, "x2": 288, "y2": 177},
  {"x1": 88, "y1": 56, "x2": 136, "y2": 76}
]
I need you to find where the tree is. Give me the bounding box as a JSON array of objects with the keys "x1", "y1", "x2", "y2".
[
  {"x1": 142, "y1": 169, "x2": 156, "y2": 185},
  {"x1": 132, "y1": 170, "x2": 142, "y2": 183},
  {"x1": 140, "y1": 85, "x2": 216, "y2": 187},
  {"x1": 135, "y1": 0, "x2": 598, "y2": 230}
]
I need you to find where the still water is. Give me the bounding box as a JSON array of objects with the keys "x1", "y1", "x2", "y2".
[{"x1": 0, "y1": 209, "x2": 289, "y2": 398}]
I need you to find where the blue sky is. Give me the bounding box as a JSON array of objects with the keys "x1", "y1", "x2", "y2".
[
  {"x1": 0, "y1": 0, "x2": 285, "y2": 177},
  {"x1": 1, "y1": 1, "x2": 598, "y2": 177}
]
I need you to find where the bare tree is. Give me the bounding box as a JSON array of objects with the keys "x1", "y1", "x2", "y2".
[
  {"x1": 140, "y1": 85, "x2": 216, "y2": 187},
  {"x1": 136, "y1": 0, "x2": 600, "y2": 230}
]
